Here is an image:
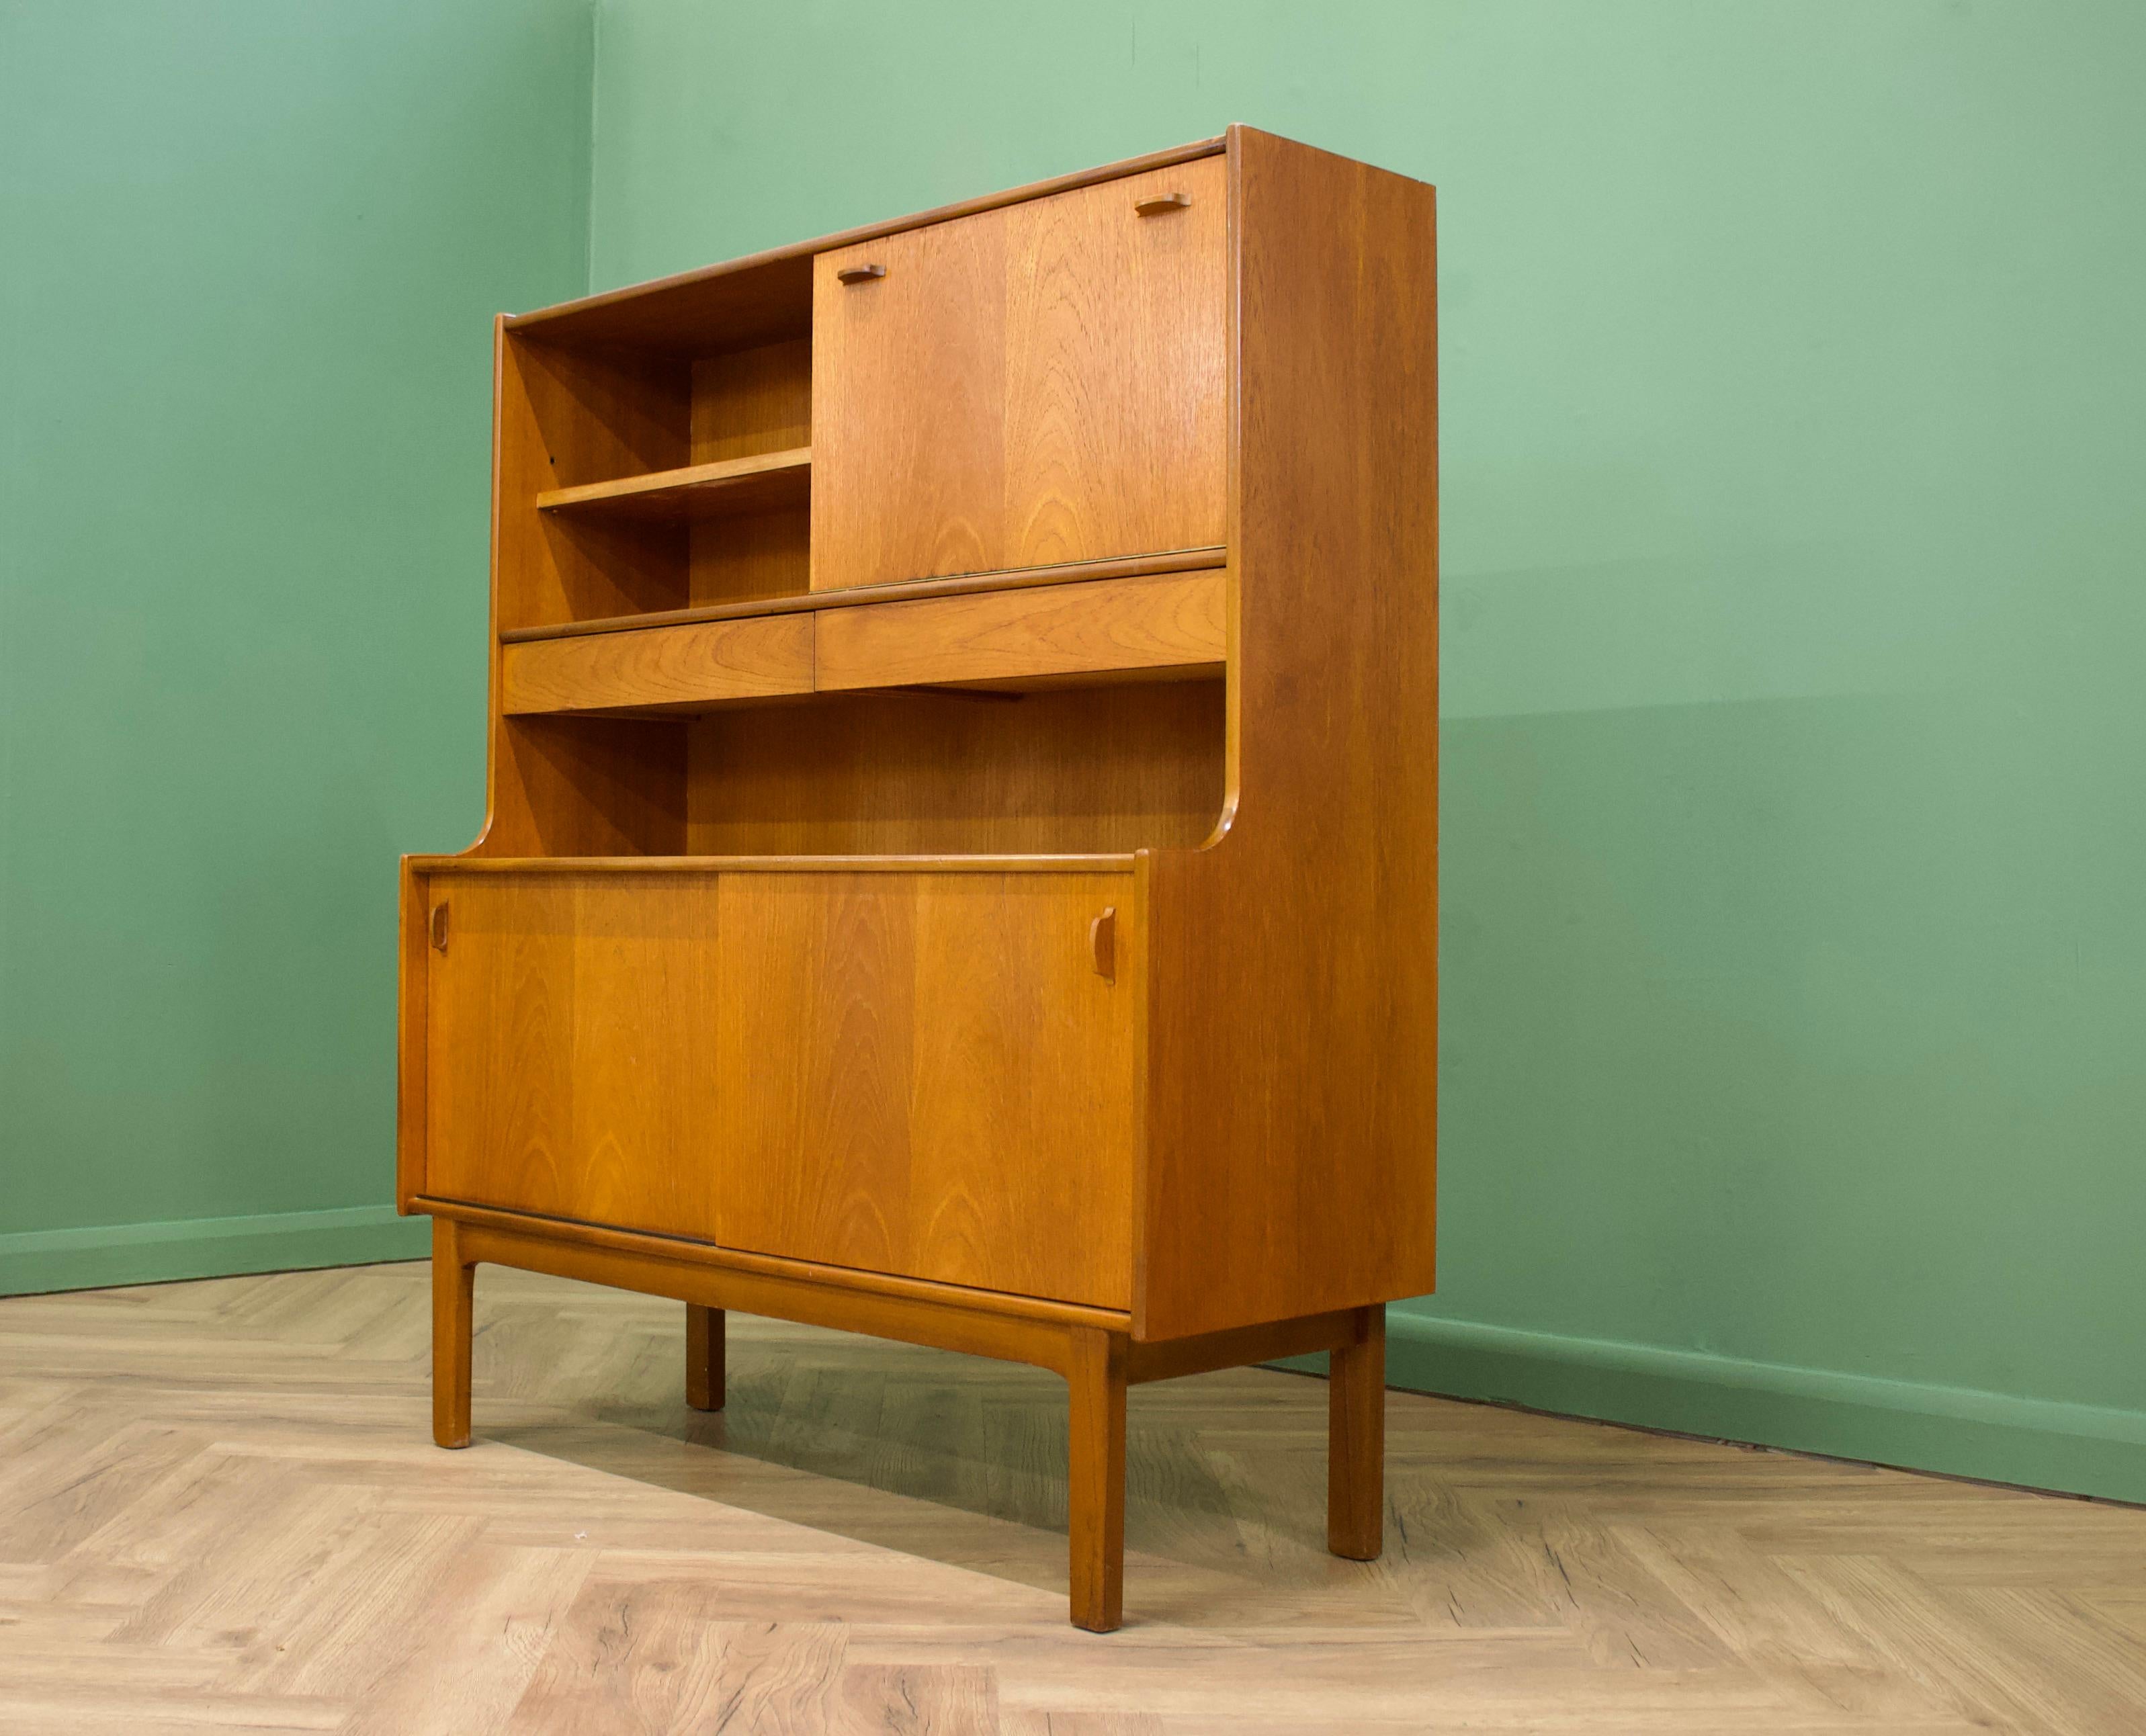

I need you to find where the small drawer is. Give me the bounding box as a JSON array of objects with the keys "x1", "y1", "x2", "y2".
[
  {"x1": 501, "y1": 614, "x2": 814, "y2": 716},
  {"x1": 814, "y1": 570, "x2": 1226, "y2": 692}
]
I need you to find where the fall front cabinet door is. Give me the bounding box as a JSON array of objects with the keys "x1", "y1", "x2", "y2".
[{"x1": 810, "y1": 156, "x2": 1228, "y2": 591}]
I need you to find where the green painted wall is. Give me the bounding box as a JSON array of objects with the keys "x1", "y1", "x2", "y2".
[
  {"x1": 0, "y1": 0, "x2": 593, "y2": 1291},
  {"x1": 586, "y1": 1, "x2": 2146, "y2": 1500},
  {"x1": 6, "y1": 0, "x2": 2141, "y2": 1506}
]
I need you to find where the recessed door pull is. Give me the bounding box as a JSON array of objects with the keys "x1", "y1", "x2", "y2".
[
  {"x1": 1134, "y1": 192, "x2": 1192, "y2": 216},
  {"x1": 1090, "y1": 907, "x2": 1117, "y2": 982},
  {"x1": 429, "y1": 902, "x2": 450, "y2": 953}
]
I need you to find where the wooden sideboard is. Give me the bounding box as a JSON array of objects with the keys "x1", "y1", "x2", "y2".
[{"x1": 398, "y1": 126, "x2": 1437, "y2": 1631}]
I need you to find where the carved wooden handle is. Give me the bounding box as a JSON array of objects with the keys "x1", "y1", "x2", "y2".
[
  {"x1": 835, "y1": 263, "x2": 886, "y2": 285},
  {"x1": 430, "y1": 902, "x2": 450, "y2": 953},
  {"x1": 1090, "y1": 908, "x2": 1117, "y2": 982},
  {"x1": 1134, "y1": 192, "x2": 1191, "y2": 216}
]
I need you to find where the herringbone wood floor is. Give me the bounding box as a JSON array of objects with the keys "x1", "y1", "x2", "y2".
[{"x1": 3, "y1": 1264, "x2": 2143, "y2": 1733}]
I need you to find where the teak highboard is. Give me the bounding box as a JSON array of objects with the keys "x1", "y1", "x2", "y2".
[{"x1": 397, "y1": 126, "x2": 1437, "y2": 1631}]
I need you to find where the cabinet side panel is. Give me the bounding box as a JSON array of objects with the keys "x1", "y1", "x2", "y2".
[{"x1": 1140, "y1": 130, "x2": 1437, "y2": 1340}]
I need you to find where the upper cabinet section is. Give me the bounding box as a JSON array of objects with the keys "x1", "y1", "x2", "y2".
[{"x1": 810, "y1": 158, "x2": 1229, "y2": 592}]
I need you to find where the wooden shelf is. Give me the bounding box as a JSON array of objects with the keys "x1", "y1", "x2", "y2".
[{"x1": 535, "y1": 447, "x2": 810, "y2": 522}]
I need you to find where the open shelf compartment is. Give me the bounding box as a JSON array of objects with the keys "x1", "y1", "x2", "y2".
[
  {"x1": 484, "y1": 226, "x2": 1230, "y2": 863},
  {"x1": 499, "y1": 280, "x2": 814, "y2": 632}
]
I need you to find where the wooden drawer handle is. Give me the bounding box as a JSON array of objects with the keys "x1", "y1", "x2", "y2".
[
  {"x1": 835, "y1": 263, "x2": 886, "y2": 285},
  {"x1": 1134, "y1": 192, "x2": 1191, "y2": 216},
  {"x1": 1090, "y1": 908, "x2": 1116, "y2": 982},
  {"x1": 429, "y1": 902, "x2": 450, "y2": 953}
]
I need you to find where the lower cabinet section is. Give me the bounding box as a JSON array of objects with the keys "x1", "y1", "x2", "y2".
[{"x1": 417, "y1": 867, "x2": 1135, "y2": 1308}]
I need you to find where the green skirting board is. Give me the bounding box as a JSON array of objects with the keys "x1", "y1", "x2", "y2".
[
  {"x1": 0, "y1": 1207, "x2": 429, "y2": 1298},
  {"x1": 1289, "y1": 1308, "x2": 2146, "y2": 1510}
]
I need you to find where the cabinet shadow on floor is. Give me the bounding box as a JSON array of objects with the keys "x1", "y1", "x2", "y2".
[{"x1": 465, "y1": 1266, "x2": 1370, "y2": 1619}]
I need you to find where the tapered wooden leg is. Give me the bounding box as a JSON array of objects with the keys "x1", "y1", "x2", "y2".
[
  {"x1": 1328, "y1": 1303, "x2": 1385, "y2": 1559},
  {"x1": 1066, "y1": 1326, "x2": 1127, "y2": 1633},
  {"x1": 686, "y1": 1303, "x2": 726, "y2": 1412},
  {"x1": 431, "y1": 1217, "x2": 474, "y2": 1450}
]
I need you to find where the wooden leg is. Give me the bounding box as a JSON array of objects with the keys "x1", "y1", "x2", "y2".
[
  {"x1": 686, "y1": 1303, "x2": 726, "y2": 1412},
  {"x1": 1066, "y1": 1326, "x2": 1127, "y2": 1633},
  {"x1": 1328, "y1": 1303, "x2": 1385, "y2": 1559},
  {"x1": 431, "y1": 1217, "x2": 474, "y2": 1450}
]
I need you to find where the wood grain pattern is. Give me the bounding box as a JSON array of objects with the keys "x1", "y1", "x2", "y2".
[
  {"x1": 487, "y1": 714, "x2": 686, "y2": 856},
  {"x1": 906, "y1": 875, "x2": 1138, "y2": 1306},
  {"x1": 689, "y1": 503, "x2": 811, "y2": 609},
  {"x1": 714, "y1": 874, "x2": 918, "y2": 1279},
  {"x1": 1067, "y1": 1326, "x2": 1128, "y2": 1633},
  {"x1": 687, "y1": 339, "x2": 814, "y2": 603},
  {"x1": 715, "y1": 872, "x2": 1135, "y2": 1307},
  {"x1": 500, "y1": 613, "x2": 813, "y2": 716},
  {"x1": 684, "y1": 682, "x2": 1224, "y2": 858},
  {"x1": 1000, "y1": 159, "x2": 1228, "y2": 571},
  {"x1": 1137, "y1": 127, "x2": 1440, "y2": 1340},
  {"x1": 812, "y1": 200, "x2": 1006, "y2": 589},
  {"x1": 1326, "y1": 1305, "x2": 1385, "y2": 1561},
  {"x1": 691, "y1": 337, "x2": 813, "y2": 464},
  {"x1": 813, "y1": 571, "x2": 1225, "y2": 691},
  {"x1": 812, "y1": 159, "x2": 1227, "y2": 591},
  {"x1": 413, "y1": 867, "x2": 1135, "y2": 1309},
  {"x1": 430, "y1": 1219, "x2": 472, "y2": 1450},
  {"x1": 535, "y1": 447, "x2": 809, "y2": 523},
  {"x1": 423, "y1": 875, "x2": 722, "y2": 1238},
  {"x1": 13, "y1": 1262, "x2": 2146, "y2": 1731}
]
